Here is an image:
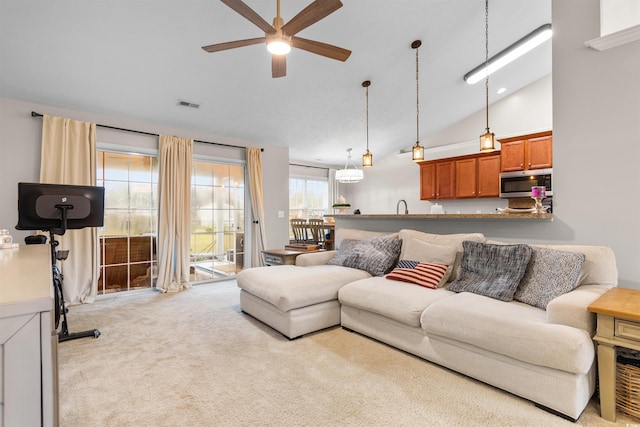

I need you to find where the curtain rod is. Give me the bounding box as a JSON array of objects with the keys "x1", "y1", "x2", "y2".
[
  {"x1": 289, "y1": 163, "x2": 329, "y2": 171},
  {"x1": 30, "y1": 111, "x2": 259, "y2": 151}
]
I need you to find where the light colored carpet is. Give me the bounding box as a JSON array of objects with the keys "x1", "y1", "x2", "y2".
[{"x1": 58, "y1": 280, "x2": 633, "y2": 426}]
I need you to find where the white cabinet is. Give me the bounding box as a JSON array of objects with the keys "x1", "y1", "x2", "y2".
[{"x1": 0, "y1": 245, "x2": 57, "y2": 427}]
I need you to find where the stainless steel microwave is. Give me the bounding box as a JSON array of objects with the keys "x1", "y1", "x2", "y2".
[{"x1": 499, "y1": 168, "x2": 553, "y2": 198}]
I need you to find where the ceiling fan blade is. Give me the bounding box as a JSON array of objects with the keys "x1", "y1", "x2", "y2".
[
  {"x1": 220, "y1": 0, "x2": 275, "y2": 34},
  {"x1": 291, "y1": 37, "x2": 351, "y2": 61},
  {"x1": 272, "y1": 55, "x2": 286, "y2": 78},
  {"x1": 282, "y1": 0, "x2": 343, "y2": 36},
  {"x1": 202, "y1": 37, "x2": 265, "y2": 53}
]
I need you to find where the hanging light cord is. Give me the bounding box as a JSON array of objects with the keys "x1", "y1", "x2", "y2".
[
  {"x1": 484, "y1": 0, "x2": 490, "y2": 132},
  {"x1": 415, "y1": 45, "x2": 420, "y2": 142},
  {"x1": 365, "y1": 85, "x2": 369, "y2": 151}
]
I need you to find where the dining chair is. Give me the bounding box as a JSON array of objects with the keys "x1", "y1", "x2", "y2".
[
  {"x1": 290, "y1": 219, "x2": 308, "y2": 244},
  {"x1": 307, "y1": 218, "x2": 327, "y2": 248}
]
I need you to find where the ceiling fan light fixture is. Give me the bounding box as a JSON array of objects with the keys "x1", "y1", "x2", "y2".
[{"x1": 266, "y1": 35, "x2": 292, "y2": 55}]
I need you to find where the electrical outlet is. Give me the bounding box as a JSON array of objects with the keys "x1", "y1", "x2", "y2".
[{"x1": 278, "y1": 210, "x2": 284, "y2": 218}]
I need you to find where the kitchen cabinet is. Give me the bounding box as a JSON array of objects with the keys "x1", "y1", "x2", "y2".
[
  {"x1": 455, "y1": 158, "x2": 477, "y2": 198},
  {"x1": 499, "y1": 131, "x2": 552, "y2": 172},
  {"x1": 420, "y1": 153, "x2": 500, "y2": 200},
  {"x1": 419, "y1": 162, "x2": 436, "y2": 200},
  {"x1": 420, "y1": 160, "x2": 455, "y2": 200},
  {"x1": 477, "y1": 154, "x2": 501, "y2": 197}
]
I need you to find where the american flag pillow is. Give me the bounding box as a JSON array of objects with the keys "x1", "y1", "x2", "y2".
[{"x1": 386, "y1": 260, "x2": 450, "y2": 289}]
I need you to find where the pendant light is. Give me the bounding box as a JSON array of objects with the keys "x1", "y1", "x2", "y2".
[
  {"x1": 480, "y1": 0, "x2": 496, "y2": 152},
  {"x1": 335, "y1": 148, "x2": 364, "y2": 183},
  {"x1": 411, "y1": 40, "x2": 424, "y2": 162},
  {"x1": 362, "y1": 80, "x2": 373, "y2": 168}
]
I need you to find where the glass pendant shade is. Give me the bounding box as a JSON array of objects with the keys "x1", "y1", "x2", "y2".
[
  {"x1": 412, "y1": 142, "x2": 424, "y2": 161},
  {"x1": 480, "y1": 130, "x2": 495, "y2": 152},
  {"x1": 362, "y1": 150, "x2": 373, "y2": 167}
]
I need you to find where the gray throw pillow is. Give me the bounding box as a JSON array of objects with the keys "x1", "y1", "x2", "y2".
[
  {"x1": 331, "y1": 235, "x2": 402, "y2": 276},
  {"x1": 447, "y1": 241, "x2": 532, "y2": 301},
  {"x1": 514, "y1": 247, "x2": 586, "y2": 309},
  {"x1": 327, "y1": 239, "x2": 360, "y2": 266}
]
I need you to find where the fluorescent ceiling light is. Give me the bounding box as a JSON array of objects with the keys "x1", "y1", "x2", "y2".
[{"x1": 464, "y1": 24, "x2": 552, "y2": 85}]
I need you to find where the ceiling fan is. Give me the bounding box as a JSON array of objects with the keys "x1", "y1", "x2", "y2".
[{"x1": 202, "y1": 0, "x2": 351, "y2": 78}]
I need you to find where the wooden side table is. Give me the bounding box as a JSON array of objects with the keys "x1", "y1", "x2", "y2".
[
  {"x1": 261, "y1": 249, "x2": 304, "y2": 266},
  {"x1": 588, "y1": 288, "x2": 640, "y2": 421}
]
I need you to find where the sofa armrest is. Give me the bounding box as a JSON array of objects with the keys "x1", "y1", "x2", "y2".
[
  {"x1": 546, "y1": 284, "x2": 613, "y2": 334},
  {"x1": 295, "y1": 250, "x2": 337, "y2": 266}
]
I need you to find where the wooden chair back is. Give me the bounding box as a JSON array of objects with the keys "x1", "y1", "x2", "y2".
[
  {"x1": 307, "y1": 218, "x2": 326, "y2": 247},
  {"x1": 290, "y1": 219, "x2": 308, "y2": 243}
]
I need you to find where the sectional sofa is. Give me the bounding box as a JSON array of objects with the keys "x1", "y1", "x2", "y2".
[{"x1": 236, "y1": 228, "x2": 618, "y2": 420}]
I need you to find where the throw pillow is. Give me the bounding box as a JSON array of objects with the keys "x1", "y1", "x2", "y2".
[
  {"x1": 386, "y1": 261, "x2": 449, "y2": 289},
  {"x1": 447, "y1": 241, "x2": 532, "y2": 302},
  {"x1": 396, "y1": 238, "x2": 457, "y2": 286},
  {"x1": 340, "y1": 235, "x2": 402, "y2": 276},
  {"x1": 514, "y1": 247, "x2": 586, "y2": 309},
  {"x1": 327, "y1": 239, "x2": 360, "y2": 266}
]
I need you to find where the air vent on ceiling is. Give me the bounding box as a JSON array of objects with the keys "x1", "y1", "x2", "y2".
[{"x1": 177, "y1": 100, "x2": 200, "y2": 109}]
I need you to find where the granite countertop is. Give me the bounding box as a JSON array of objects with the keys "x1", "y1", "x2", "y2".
[{"x1": 327, "y1": 213, "x2": 553, "y2": 220}]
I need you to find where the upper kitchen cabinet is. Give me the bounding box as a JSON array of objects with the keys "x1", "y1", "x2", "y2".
[
  {"x1": 477, "y1": 154, "x2": 501, "y2": 197},
  {"x1": 420, "y1": 160, "x2": 455, "y2": 200},
  {"x1": 499, "y1": 131, "x2": 552, "y2": 172},
  {"x1": 420, "y1": 152, "x2": 500, "y2": 200}
]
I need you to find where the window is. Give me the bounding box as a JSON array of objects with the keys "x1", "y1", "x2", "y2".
[
  {"x1": 289, "y1": 177, "x2": 329, "y2": 220},
  {"x1": 190, "y1": 161, "x2": 245, "y2": 282},
  {"x1": 97, "y1": 151, "x2": 158, "y2": 294},
  {"x1": 97, "y1": 149, "x2": 245, "y2": 294}
]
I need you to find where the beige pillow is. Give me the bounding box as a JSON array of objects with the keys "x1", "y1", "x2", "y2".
[
  {"x1": 399, "y1": 237, "x2": 457, "y2": 287},
  {"x1": 398, "y1": 229, "x2": 485, "y2": 281}
]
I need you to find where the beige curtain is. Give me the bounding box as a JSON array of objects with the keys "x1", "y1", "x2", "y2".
[
  {"x1": 247, "y1": 147, "x2": 266, "y2": 267},
  {"x1": 156, "y1": 135, "x2": 193, "y2": 293},
  {"x1": 40, "y1": 115, "x2": 98, "y2": 304}
]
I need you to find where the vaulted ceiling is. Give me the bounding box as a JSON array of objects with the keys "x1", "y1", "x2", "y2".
[{"x1": 0, "y1": 0, "x2": 551, "y2": 167}]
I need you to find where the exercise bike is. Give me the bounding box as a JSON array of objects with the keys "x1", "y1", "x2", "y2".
[{"x1": 27, "y1": 205, "x2": 101, "y2": 342}]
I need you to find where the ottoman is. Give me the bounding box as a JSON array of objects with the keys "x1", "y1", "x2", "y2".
[{"x1": 237, "y1": 264, "x2": 371, "y2": 339}]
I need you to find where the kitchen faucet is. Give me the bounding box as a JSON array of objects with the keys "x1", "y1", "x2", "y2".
[{"x1": 396, "y1": 199, "x2": 408, "y2": 215}]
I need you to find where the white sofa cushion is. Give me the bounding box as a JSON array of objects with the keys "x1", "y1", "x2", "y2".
[
  {"x1": 398, "y1": 230, "x2": 485, "y2": 281},
  {"x1": 422, "y1": 292, "x2": 595, "y2": 374},
  {"x1": 237, "y1": 265, "x2": 371, "y2": 312},
  {"x1": 339, "y1": 276, "x2": 454, "y2": 327}
]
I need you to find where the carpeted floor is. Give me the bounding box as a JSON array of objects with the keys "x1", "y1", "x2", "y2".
[{"x1": 58, "y1": 280, "x2": 633, "y2": 426}]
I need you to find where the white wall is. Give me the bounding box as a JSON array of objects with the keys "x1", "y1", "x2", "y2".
[
  {"x1": 552, "y1": 0, "x2": 640, "y2": 288},
  {"x1": 0, "y1": 97, "x2": 291, "y2": 264}
]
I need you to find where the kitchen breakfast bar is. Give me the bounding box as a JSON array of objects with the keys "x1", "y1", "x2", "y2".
[{"x1": 326, "y1": 212, "x2": 557, "y2": 244}]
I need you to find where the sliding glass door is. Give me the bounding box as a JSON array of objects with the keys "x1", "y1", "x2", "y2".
[{"x1": 97, "y1": 150, "x2": 245, "y2": 294}]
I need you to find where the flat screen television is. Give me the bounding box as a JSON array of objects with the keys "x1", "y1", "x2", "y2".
[{"x1": 16, "y1": 182, "x2": 105, "y2": 233}]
